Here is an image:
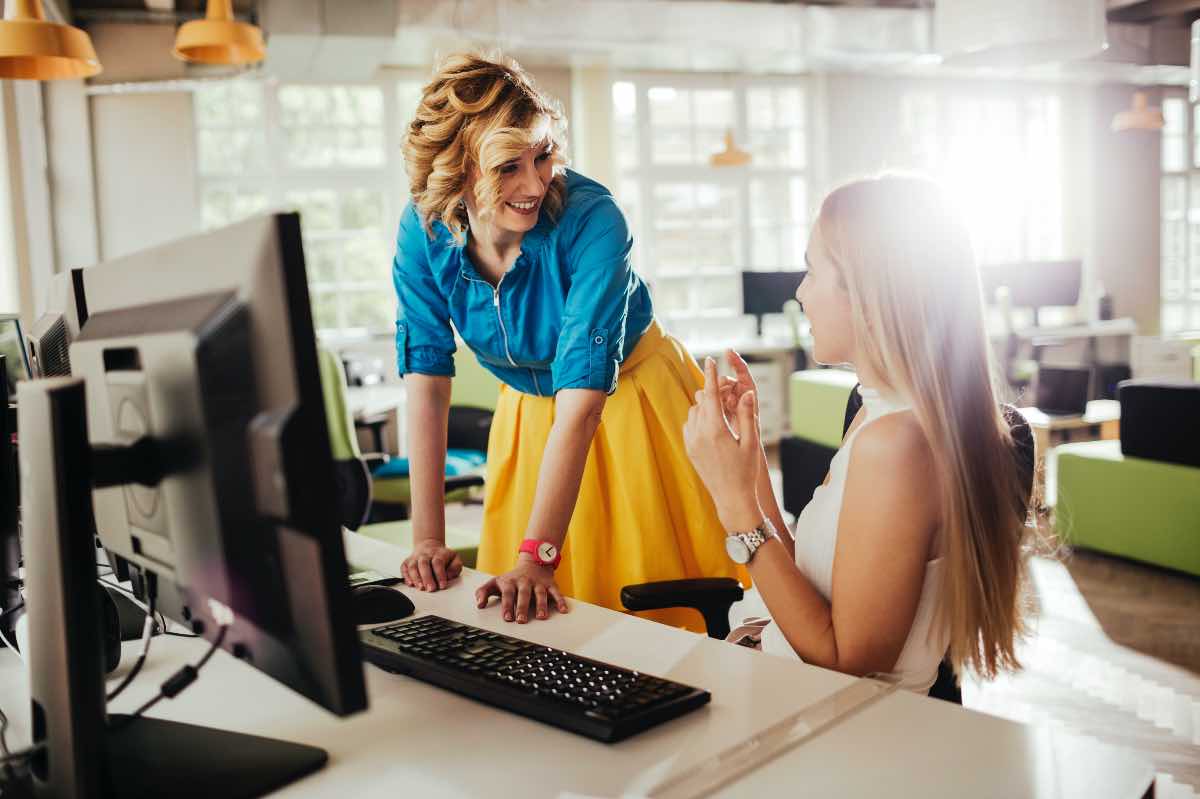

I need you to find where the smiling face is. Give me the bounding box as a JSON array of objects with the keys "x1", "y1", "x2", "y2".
[
  {"x1": 466, "y1": 142, "x2": 555, "y2": 237},
  {"x1": 797, "y1": 219, "x2": 856, "y2": 367}
]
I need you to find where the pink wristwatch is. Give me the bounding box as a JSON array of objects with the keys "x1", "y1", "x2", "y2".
[{"x1": 518, "y1": 539, "x2": 562, "y2": 570}]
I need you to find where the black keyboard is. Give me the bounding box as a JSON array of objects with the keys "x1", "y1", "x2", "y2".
[{"x1": 360, "y1": 614, "x2": 710, "y2": 743}]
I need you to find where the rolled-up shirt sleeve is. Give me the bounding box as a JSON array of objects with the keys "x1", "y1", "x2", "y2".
[
  {"x1": 393, "y1": 203, "x2": 456, "y2": 378},
  {"x1": 551, "y1": 196, "x2": 635, "y2": 395}
]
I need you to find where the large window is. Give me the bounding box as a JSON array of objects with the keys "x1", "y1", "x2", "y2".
[
  {"x1": 1160, "y1": 92, "x2": 1200, "y2": 335},
  {"x1": 611, "y1": 76, "x2": 809, "y2": 341},
  {"x1": 898, "y1": 88, "x2": 1064, "y2": 268},
  {"x1": 194, "y1": 79, "x2": 421, "y2": 341}
]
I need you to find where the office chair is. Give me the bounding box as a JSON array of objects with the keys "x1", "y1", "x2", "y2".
[
  {"x1": 318, "y1": 345, "x2": 484, "y2": 566},
  {"x1": 368, "y1": 348, "x2": 498, "y2": 523},
  {"x1": 621, "y1": 387, "x2": 1035, "y2": 705},
  {"x1": 319, "y1": 345, "x2": 374, "y2": 531}
]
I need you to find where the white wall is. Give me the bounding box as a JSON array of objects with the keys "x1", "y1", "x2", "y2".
[{"x1": 91, "y1": 92, "x2": 199, "y2": 261}]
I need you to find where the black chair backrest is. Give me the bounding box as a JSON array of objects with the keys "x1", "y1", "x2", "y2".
[{"x1": 840, "y1": 387, "x2": 1035, "y2": 505}]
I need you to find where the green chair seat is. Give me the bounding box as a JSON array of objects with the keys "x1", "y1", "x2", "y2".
[{"x1": 1055, "y1": 439, "x2": 1200, "y2": 577}]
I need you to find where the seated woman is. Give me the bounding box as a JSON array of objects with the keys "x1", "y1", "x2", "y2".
[{"x1": 683, "y1": 174, "x2": 1035, "y2": 693}]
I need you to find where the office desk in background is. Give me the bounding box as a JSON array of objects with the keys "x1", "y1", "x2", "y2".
[
  {"x1": 346, "y1": 384, "x2": 406, "y2": 456},
  {"x1": 0, "y1": 532, "x2": 1153, "y2": 798}
]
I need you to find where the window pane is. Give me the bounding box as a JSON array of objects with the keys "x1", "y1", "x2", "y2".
[
  {"x1": 1163, "y1": 97, "x2": 1186, "y2": 135},
  {"x1": 652, "y1": 278, "x2": 691, "y2": 316},
  {"x1": 344, "y1": 290, "x2": 394, "y2": 332},
  {"x1": 752, "y1": 228, "x2": 780, "y2": 268},
  {"x1": 285, "y1": 128, "x2": 338, "y2": 169},
  {"x1": 200, "y1": 187, "x2": 266, "y2": 230},
  {"x1": 341, "y1": 189, "x2": 385, "y2": 230},
  {"x1": 694, "y1": 183, "x2": 736, "y2": 224},
  {"x1": 198, "y1": 129, "x2": 266, "y2": 175},
  {"x1": 747, "y1": 89, "x2": 773, "y2": 130},
  {"x1": 693, "y1": 90, "x2": 734, "y2": 129},
  {"x1": 695, "y1": 276, "x2": 740, "y2": 312},
  {"x1": 651, "y1": 128, "x2": 691, "y2": 165},
  {"x1": 648, "y1": 87, "x2": 690, "y2": 126},
  {"x1": 311, "y1": 291, "x2": 341, "y2": 331},
  {"x1": 692, "y1": 229, "x2": 738, "y2": 268},
  {"x1": 652, "y1": 184, "x2": 694, "y2": 226},
  {"x1": 651, "y1": 229, "x2": 693, "y2": 272},
  {"x1": 694, "y1": 128, "x2": 727, "y2": 165},
  {"x1": 286, "y1": 190, "x2": 339, "y2": 231},
  {"x1": 612, "y1": 81, "x2": 637, "y2": 120},
  {"x1": 615, "y1": 119, "x2": 638, "y2": 170},
  {"x1": 1163, "y1": 134, "x2": 1186, "y2": 173},
  {"x1": 336, "y1": 127, "x2": 384, "y2": 167},
  {"x1": 305, "y1": 238, "x2": 342, "y2": 283},
  {"x1": 341, "y1": 236, "x2": 390, "y2": 282},
  {"x1": 1161, "y1": 303, "x2": 1184, "y2": 333},
  {"x1": 775, "y1": 87, "x2": 803, "y2": 127}
]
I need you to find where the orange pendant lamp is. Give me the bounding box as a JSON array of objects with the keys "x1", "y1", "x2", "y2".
[
  {"x1": 173, "y1": 0, "x2": 265, "y2": 66},
  {"x1": 0, "y1": 0, "x2": 100, "y2": 80}
]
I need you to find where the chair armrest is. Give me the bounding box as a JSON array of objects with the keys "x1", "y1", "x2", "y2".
[
  {"x1": 444, "y1": 474, "x2": 485, "y2": 492},
  {"x1": 362, "y1": 453, "x2": 389, "y2": 472},
  {"x1": 620, "y1": 578, "x2": 744, "y2": 640}
]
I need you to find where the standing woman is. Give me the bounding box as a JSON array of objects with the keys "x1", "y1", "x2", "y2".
[{"x1": 393, "y1": 53, "x2": 747, "y2": 629}]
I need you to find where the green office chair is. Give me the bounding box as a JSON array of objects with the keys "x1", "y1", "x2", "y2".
[
  {"x1": 369, "y1": 347, "x2": 498, "y2": 523},
  {"x1": 319, "y1": 345, "x2": 374, "y2": 530},
  {"x1": 317, "y1": 345, "x2": 482, "y2": 567}
]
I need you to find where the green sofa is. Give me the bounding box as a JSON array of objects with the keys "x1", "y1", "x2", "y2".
[{"x1": 1055, "y1": 439, "x2": 1200, "y2": 577}]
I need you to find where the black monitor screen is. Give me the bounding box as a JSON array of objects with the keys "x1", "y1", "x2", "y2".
[
  {"x1": 0, "y1": 315, "x2": 30, "y2": 400},
  {"x1": 1035, "y1": 366, "x2": 1091, "y2": 415},
  {"x1": 742, "y1": 270, "x2": 806, "y2": 317},
  {"x1": 980, "y1": 260, "x2": 1081, "y2": 310}
]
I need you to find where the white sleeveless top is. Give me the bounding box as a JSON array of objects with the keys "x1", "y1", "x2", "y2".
[{"x1": 732, "y1": 385, "x2": 948, "y2": 693}]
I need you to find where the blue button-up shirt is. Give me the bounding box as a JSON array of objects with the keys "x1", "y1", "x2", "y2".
[{"x1": 392, "y1": 169, "x2": 654, "y2": 396}]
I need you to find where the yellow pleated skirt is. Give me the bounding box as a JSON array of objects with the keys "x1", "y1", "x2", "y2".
[{"x1": 476, "y1": 320, "x2": 750, "y2": 632}]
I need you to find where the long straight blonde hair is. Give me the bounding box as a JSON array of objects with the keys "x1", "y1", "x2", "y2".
[{"x1": 817, "y1": 174, "x2": 1034, "y2": 680}]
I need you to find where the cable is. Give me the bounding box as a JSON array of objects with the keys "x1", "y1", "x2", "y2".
[
  {"x1": 0, "y1": 742, "x2": 43, "y2": 767},
  {"x1": 0, "y1": 703, "x2": 13, "y2": 780},
  {"x1": 0, "y1": 624, "x2": 21, "y2": 666},
  {"x1": 108, "y1": 624, "x2": 228, "y2": 732},
  {"x1": 105, "y1": 591, "x2": 156, "y2": 703}
]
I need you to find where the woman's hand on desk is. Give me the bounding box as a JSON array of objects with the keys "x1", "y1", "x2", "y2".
[
  {"x1": 684, "y1": 357, "x2": 764, "y2": 532},
  {"x1": 475, "y1": 558, "x2": 569, "y2": 623},
  {"x1": 401, "y1": 539, "x2": 463, "y2": 591}
]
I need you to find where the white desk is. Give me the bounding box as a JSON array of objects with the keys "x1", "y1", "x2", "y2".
[
  {"x1": 346, "y1": 384, "x2": 406, "y2": 456},
  {"x1": 0, "y1": 532, "x2": 1154, "y2": 798}
]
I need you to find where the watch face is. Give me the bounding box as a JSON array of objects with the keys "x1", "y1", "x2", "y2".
[
  {"x1": 725, "y1": 535, "x2": 750, "y2": 565},
  {"x1": 537, "y1": 542, "x2": 558, "y2": 563}
]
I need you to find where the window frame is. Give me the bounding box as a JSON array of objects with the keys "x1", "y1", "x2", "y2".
[
  {"x1": 613, "y1": 72, "x2": 812, "y2": 325},
  {"x1": 192, "y1": 77, "x2": 408, "y2": 346},
  {"x1": 1160, "y1": 89, "x2": 1200, "y2": 336}
]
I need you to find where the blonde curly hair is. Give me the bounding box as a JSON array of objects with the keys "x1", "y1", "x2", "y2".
[{"x1": 403, "y1": 52, "x2": 569, "y2": 244}]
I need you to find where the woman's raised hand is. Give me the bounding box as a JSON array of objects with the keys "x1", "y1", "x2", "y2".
[{"x1": 683, "y1": 357, "x2": 764, "y2": 531}]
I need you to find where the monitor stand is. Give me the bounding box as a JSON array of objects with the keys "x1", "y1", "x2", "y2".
[{"x1": 19, "y1": 377, "x2": 328, "y2": 799}]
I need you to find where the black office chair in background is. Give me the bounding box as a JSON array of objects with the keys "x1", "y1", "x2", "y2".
[{"x1": 621, "y1": 387, "x2": 1035, "y2": 705}]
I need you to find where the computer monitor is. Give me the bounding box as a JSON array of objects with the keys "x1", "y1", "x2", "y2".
[
  {"x1": 1034, "y1": 365, "x2": 1091, "y2": 416},
  {"x1": 19, "y1": 213, "x2": 366, "y2": 798},
  {"x1": 741, "y1": 270, "x2": 806, "y2": 337},
  {"x1": 979, "y1": 260, "x2": 1081, "y2": 327},
  {"x1": 0, "y1": 314, "x2": 31, "y2": 400},
  {"x1": 28, "y1": 268, "x2": 89, "y2": 378}
]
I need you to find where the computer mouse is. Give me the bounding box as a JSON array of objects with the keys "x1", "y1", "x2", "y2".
[{"x1": 352, "y1": 584, "x2": 416, "y2": 626}]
